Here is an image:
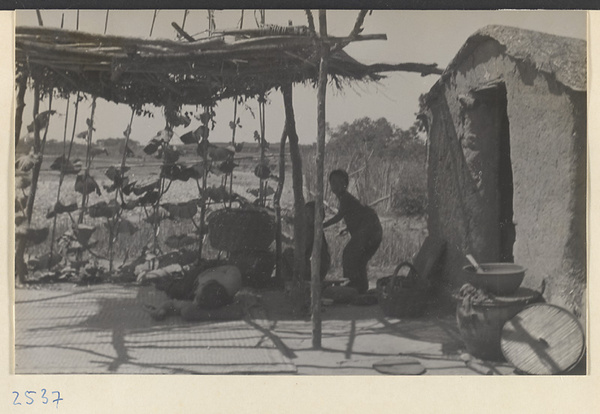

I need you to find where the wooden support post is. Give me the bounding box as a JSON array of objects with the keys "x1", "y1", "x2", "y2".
[
  {"x1": 24, "y1": 84, "x2": 41, "y2": 225},
  {"x1": 108, "y1": 108, "x2": 135, "y2": 273},
  {"x1": 311, "y1": 10, "x2": 329, "y2": 349},
  {"x1": 49, "y1": 94, "x2": 73, "y2": 263},
  {"x1": 14, "y1": 69, "x2": 28, "y2": 148},
  {"x1": 281, "y1": 83, "x2": 306, "y2": 284},
  {"x1": 197, "y1": 106, "x2": 210, "y2": 260},
  {"x1": 78, "y1": 97, "x2": 97, "y2": 224},
  {"x1": 16, "y1": 84, "x2": 41, "y2": 284},
  {"x1": 273, "y1": 124, "x2": 287, "y2": 284},
  {"x1": 258, "y1": 99, "x2": 266, "y2": 205}
]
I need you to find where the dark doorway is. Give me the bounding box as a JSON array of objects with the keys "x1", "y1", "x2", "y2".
[
  {"x1": 495, "y1": 86, "x2": 515, "y2": 262},
  {"x1": 469, "y1": 83, "x2": 516, "y2": 262},
  {"x1": 472, "y1": 83, "x2": 515, "y2": 262}
]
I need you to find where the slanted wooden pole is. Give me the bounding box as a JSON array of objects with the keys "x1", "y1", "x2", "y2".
[
  {"x1": 35, "y1": 10, "x2": 43, "y2": 26},
  {"x1": 311, "y1": 10, "x2": 329, "y2": 349},
  {"x1": 239, "y1": 10, "x2": 244, "y2": 29},
  {"x1": 104, "y1": 10, "x2": 109, "y2": 35},
  {"x1": 281, "y1": 83, "x2": 306, "y2": 285},
  {"x1": 181, "y1": 9, "x2": 189, "y2": 31},
  {"x1": 149, "y1": 10, "x2": 158, "y2": 37}
]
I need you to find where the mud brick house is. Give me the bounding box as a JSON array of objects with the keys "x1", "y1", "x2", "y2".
[{"x1": 422, "y1": 25, "x2": 586, "y2": 322}]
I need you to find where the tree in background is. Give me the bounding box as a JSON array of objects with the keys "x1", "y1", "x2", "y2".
[{"x1": 306, "y1": 116, "x2": 427, "y2": 217}]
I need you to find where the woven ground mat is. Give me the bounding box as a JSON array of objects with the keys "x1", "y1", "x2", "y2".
[{"x1": 14, "y1": 285, "x2": 297, "y2": 374}]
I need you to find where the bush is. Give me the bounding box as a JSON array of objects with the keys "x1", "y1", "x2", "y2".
[{"x1": 303, "y1": 117, "x2": 428, "y2": 218}]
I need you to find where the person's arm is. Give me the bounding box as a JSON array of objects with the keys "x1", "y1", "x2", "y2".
[
  {"x1": 323, "y1": 194, "x2": 346, "y2": 228},
  {"x1": 323, "y1": 211, "x2": 343, "y2": 228}
]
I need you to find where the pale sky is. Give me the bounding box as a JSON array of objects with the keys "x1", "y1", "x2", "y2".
[{"x1": 16, "y1": 9, "x2": 586, "y2": 146}]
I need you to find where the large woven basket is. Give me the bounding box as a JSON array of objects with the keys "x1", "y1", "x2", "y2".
[
  {"x1": 376, "y1": 262, "x2": 430, "y2": 318},
  {"x1": 229, "y1": 250, "x2": 275, "y2": 288},
  {"x1": 208, "y1": 208, "x2": 275, "y2": 252}
]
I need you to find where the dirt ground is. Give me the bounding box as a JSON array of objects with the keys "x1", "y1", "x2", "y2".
[{"x1": 13, "y1": 281, "x2": 527, "y2": 376}]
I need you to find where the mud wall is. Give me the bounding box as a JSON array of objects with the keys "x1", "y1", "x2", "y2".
[{"x1": 426, "y1": 39, "x2": 586, "y2": 320}]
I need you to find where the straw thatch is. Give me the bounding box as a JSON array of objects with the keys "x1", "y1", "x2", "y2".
[
  {"x1": 16, "y1": 25, "x2": 442, "y2": 107},
  {"x1": 439, "y1": 25, "x2": 586, "y2": 92}
]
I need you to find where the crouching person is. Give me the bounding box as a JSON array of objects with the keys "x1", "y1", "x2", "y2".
[
  {"x1": 144, "y1": 265, "x2": 243, "y2": 321},
  {"x1": 324, "y1": 169, "x2": 382, "y2": 293}
]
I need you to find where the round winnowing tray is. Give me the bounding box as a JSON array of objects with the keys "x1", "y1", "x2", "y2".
[{"x1": 501, "y1": 304, "x2": 585, "y2": 375}]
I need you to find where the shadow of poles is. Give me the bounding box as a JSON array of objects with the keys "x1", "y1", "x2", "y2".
[
  {"x1": 345, "y1": 319, "x2": 356, "y2": 360},
  {"x1": 244, "y1": 318, "x2": 297, "y2": 359}
]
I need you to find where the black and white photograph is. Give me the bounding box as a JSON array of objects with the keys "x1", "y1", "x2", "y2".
[{"x1": 11, "y1": 8, "x2": 587, "y2": 380}]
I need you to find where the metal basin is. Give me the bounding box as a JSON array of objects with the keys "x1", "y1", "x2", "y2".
[{"x1": 463, "y1": 263, "x2": 526, "y2": 296}]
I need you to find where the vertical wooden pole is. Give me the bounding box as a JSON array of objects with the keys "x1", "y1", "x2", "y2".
[
  {"x1": 273, "y1": 125, "x2": 287, "y2": 284},
  {"x1": 25, "y1": 85, "x2": 41, "y2": 225},
  {"x1": 78, "y1": 97, "x2": 96, "y2": 224},
  {"x1": 281, "y1": 83, "x2": 306, "y2": 284},
  {"x1": 198, "y1": 106, "x2": 210, "y2": 260},
  {"x1": 49, "y1": 95, "x2": 72, "y2": 262},
  {"x1": 108, "y1": 108, "x2": 135, "y2": 273},
  {"x1": 229, "y1": 98, "x2": 238, "y2": 208},
  {"x1": 14, "y1": 70, "x2": 27, "y2": 148},
  {"x1": 258, "y1": 99, "x2": 265, "y2": 205},
  {"x1": 311, "y1": 10, "x2": 329, "y2": 349},
  {"x1": 16, "y1": 84, "x2": 41, "y2": 284}
]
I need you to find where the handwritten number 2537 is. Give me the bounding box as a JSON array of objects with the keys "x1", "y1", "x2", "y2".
[{"x1": 12, "y1": 390, "x2": 62, "y2": 407}]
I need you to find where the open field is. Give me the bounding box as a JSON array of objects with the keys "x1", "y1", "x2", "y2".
[{"x1": 19, "y1": 144, "x2": 427, "y2": 281}]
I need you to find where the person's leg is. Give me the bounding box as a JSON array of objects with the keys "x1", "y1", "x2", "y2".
[
  {"x1": 343, "y1": 237, "x2": 369, "y2": 293},
  {"x1": 350, "y1": 221, "x2": 383, "y2": 293}
]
